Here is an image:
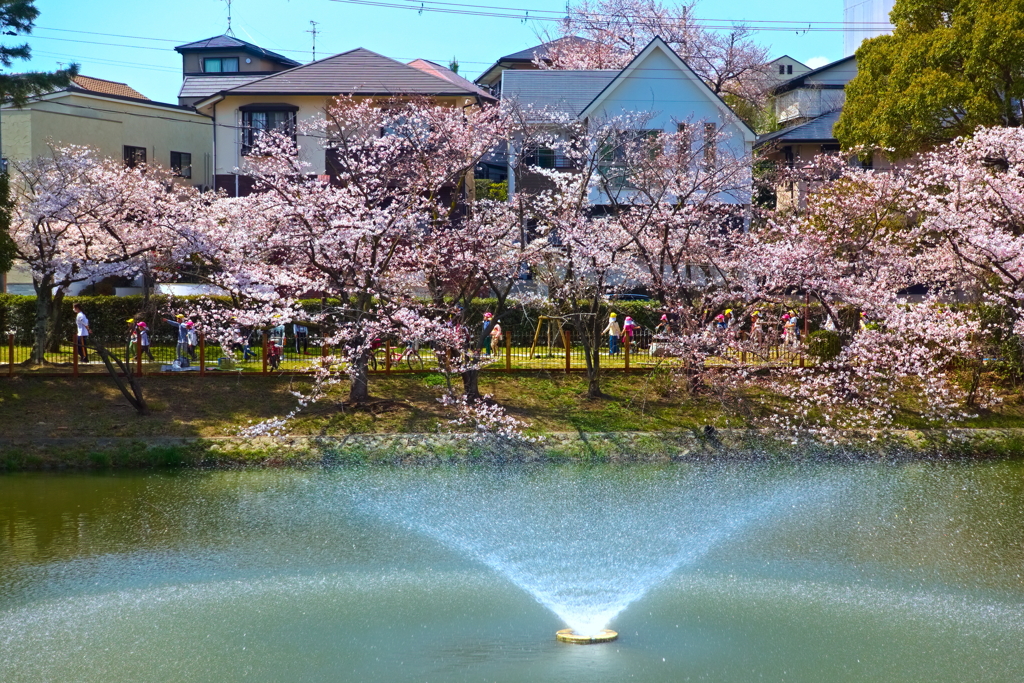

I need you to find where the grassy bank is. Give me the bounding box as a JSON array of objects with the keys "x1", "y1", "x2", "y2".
[{"x1": 3, "y1": 371, "x2": 1024, "y2": 469}]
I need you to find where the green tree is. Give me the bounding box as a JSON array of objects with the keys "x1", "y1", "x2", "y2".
[
  {"x1": 0, "y1": 1, "x2": 78, "y2": 106},
  {"x1": 835, "y1": 0, "x2": 1024, "y2": 157}
]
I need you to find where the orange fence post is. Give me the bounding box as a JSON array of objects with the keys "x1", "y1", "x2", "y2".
[
  {"x1": 8, "y1": 333, "x2": 13, "y2": 377},
  {"x1": 199, "y1": 333, "x2": 206, "y2": 376},
  {"x1": 262, "y1": 332, "x2": 268, "y2": 374},
  {"x1": 385, "y1": 340, "x2": 392, "y2": 374},
  {"x1": 624, "y1": 334, "x2": 630, "y2": 370},
  {"x1": 563, "y1": 330, "x2": 571, "y2": 374},
  {"x1": 505, "y1": 331, "x2": 512, "y2": 372},
  {"x1": 73, "y1": 333, "x2": 79, "y2": 378}
]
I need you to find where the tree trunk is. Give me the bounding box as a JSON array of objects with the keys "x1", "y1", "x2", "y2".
[
  {"x1": 461, "y1": 367, "x2": 481, "y2": 401},
  {"x1": 576, "y1": 316, "x2": 604, "y2": 399},
  {"x1": 91, "y1": 340, "x2": 149, "y2": 415},
  {"x1": 348, "y1": 351, "x2": 370, "y2": 403},
  {"x1": 30, "y1": 276, "x2": 58, "y2": 365}
]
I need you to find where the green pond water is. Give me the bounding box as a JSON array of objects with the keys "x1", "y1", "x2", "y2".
[{"x1": 1, "y1": 461, "x2": 1023, "y2": 682}]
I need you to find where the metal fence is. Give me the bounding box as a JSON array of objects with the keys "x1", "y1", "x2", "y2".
[{"x1": 1, "y1": 328, "x2": 810, "y2": 377}]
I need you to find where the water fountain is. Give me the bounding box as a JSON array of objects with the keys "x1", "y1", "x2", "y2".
[{"x1": 346, "y1": 465, "x2": 832, "y2": 640}]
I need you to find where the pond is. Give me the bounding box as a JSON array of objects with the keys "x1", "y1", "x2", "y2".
[{"x1": 1, "y1": 461, "x2": 1023, "y2": 682}]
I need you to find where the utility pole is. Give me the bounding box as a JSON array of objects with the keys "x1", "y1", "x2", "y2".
[{"x1": 307, "y1": 21, "x2": 320, "y2": 61}]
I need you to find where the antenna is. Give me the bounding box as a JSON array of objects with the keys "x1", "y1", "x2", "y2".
[
  {"x1": 306, "y1": 20, "x2": 320, "y2": 61},
  {"x1": 222, "y1": 0, "x2": 235, "y2": 37}
]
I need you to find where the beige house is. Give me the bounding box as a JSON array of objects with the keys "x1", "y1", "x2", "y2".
[
  {"x1": 189, "y1": 47, "x2": 494, "y2": 196},
  {"x1": 1, "y1": 75, "x2": 214, "y2": 294},
  {"x1": 0, "y1": 75, "x2": 213, "y2": 185}
]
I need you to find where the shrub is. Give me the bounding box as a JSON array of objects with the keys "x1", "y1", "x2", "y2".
[{"x1": 806, "y1": 330, "x2": 841, "y2": 361}]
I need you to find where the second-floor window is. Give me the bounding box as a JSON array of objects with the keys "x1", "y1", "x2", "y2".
[
  {"x1": 204, "y1": 57, "x2": 239, "y2": 73},
  {"x1": 241, "y1": 107, "x2": 297, "y2": 155},
  {"x1": 124, "y1": 145, "x2": 146, "y2": 168},
  {"x1": 170, "y1": 151, "x2": 192, "y2": 178}
]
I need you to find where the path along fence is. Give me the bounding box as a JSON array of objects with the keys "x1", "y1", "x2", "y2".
[{"x1": 0, "y1": 328, "x2": 812, "y2": 378}]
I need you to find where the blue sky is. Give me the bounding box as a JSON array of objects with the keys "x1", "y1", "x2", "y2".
[{"x1": 18, "y1": 0, "x2": 847, "y2": 103}]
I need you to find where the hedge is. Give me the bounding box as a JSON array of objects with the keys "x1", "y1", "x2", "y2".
[{"x1": 0, "y1": 294, "x2": 668, "y2": 345}]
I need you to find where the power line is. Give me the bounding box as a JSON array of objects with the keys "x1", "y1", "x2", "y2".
[{"x1": 327, "y1": 0, "x2": 892, "y2": 31}]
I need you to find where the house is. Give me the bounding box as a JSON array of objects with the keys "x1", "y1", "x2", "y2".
[
  {"x1": 766, "y1": 55, "x2": 811, "y2": 81},
  {"x1": 754, "y1": 54, "x2": 894, "y2": 209},
  {"x1": 475, "y1": 36, "x2": 607, "y2": 97},
  {"x1": 0, "y1": 74, "x2": 213, "y2": 184},
  {"x1": 175, "y1": 34, "x2": 302, "y2": 107},
  {"x1": 497, "y1": 37, "x2": 755, "y2": 204},
  {"x1": 189, "y1": 47, "x2": 495, "y2": 196},
  {"x1": 0, "y1": 74, "x2": 215, "y2": 295}
]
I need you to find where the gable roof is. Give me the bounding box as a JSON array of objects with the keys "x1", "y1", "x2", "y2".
[
  {"x1": 755, "y1": 110, "x2": 841, "y2": 147},
  {"x1": 72, "y1": 75, "x2": 148, "y2": 100},
  {"x1": 501, "y1": 70, "x2": 617, "y2": 117},
  {"x1": 475, "y1": 36, "x2": 607, "y2": 86},
  {"x1": 770, "y1": 55, "x2": 857, "y2": 95},
  {"x1": 201, "y1": 48, "x2": 492, "y2": 101},
  {"x1": 407, "y1": 59, "x2": 494, "y2": 100},
  {"x1": 767, "y1": 55, "x2": 809, "y2": 69},
  {"x1": 174, "y1": 34, "x2": 300, "y2": 67},
  {"x1": 577, "y1": 37, "x2": 756, "y2": 142}
]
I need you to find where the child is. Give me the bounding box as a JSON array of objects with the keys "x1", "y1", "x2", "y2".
[
  {"x1": 268, "y1": 338, "x2": 283, "y2": 370},
  {"x1": 137, "y1": 322, "x2": 155, "y2": 361},
  {"x1": 602, "y1": 313, "x2": 621, "y2": 355},
  {"x1": 186, "y1": 321, "x2": 198, "y2": 360}
]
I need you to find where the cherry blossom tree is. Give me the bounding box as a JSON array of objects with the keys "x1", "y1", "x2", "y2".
[
  {"x1": 8, "y1": 143, "x2": 184, "y2": 364},
  {"x1": 187, "y1": 97, "x2": 503, "y2": 405}
]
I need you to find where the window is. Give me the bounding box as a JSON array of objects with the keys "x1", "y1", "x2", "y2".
[
  {"x1": 123, "y1": 145, "x2": 146, "y2": 168},
  {"x1": 779, "y1": 64, "x2": 785, "y2": 75},
  {"x1": 170, "y1": 151, "x2": 192, "y2": 178},
  {"x1": 787, "y1": 64, "x2": 793, "y2": 75},
  {"x1": 204, "y1": 57, "x2": 239, "y2": 73},
  {"x1": 241, "y1": 107, "x2": 297, "y2": 155}
]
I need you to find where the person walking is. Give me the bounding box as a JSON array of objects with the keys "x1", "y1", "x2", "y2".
[
  {"x1": 73, "y1": 303, "x2": 91, "y2": 363},
  {"x1": 603, "y1": 312, "x2": 621, "y2": 355},
  {"x1": 137, "y1": 322, "x2": 155, "y2": 361},
  {"x1": 127, "y1": 318, "x2": 138, "y2": 359}
]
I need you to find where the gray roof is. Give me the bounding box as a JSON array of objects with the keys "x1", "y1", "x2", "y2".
[
  {"x1": 175, "y1": 34, "x2": 300, "y2": 66},
  {"x1": 500, "y1": 69, "x2": 618, "y2": 117},
  {"x1": 214, "y1": 48, "x2": 489, "y2": 98},
  {"x1": 179, "y1": 74, "x2": 263, "y2": 100},
  {"x1": 756, "y1": 110, "x2": 841, "y2": 147},
  {"x1": 406, "y1": 59, "x2": 494, "y2": 100},
  {"x1": 500, "y1": 36, "x2": 603, "y2": 63}
]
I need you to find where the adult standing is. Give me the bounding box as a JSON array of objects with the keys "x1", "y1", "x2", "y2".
[
  {"x1": 164, "y1": 314, "x2": 189, "y2": 362},
  {"x1": 294, "y1": 323, "x2": 309, "y2": 355},
  {"x1": 73, "y1": 303, "x2": 91, "y2": 363},
  {"x1": 481, "y1": 312, "x2": 495, "y2": 355}
]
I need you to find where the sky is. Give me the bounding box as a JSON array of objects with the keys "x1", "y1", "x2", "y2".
[{"x1": 15, "y1": 0, "x2": 851, "y2": 104}]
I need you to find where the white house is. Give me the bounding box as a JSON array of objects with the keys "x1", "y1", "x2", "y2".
[{"x1": 498, "y1": 37, "x2": 755, "y2": 205}]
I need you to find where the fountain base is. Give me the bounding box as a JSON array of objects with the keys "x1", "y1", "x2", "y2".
[{"x1": 555, "y1": 629, "x2": 618, "y2": 644}]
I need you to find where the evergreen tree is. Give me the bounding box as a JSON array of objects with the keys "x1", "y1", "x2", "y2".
[
  {"x1": 0, "y1": 0, "x2": 78, "y2": 106},
  {"x1": 835, "y1": 0, "x2": 1024, "y2": 157}
]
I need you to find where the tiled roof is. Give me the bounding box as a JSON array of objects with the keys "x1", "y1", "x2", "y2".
[
  {"x1": 500, "y1": 69, "x2": 618, "y2": 117},
  {"x1": 755, "y1": 110, "x2": 841, "y2": 146},
  {"x1": 174, "y1": 34, "x2": 300, "y2": 66},
  {"x1": 500, "y1": 36, "x2": 603, "y2": 63},
  {"x1": 406, "y1": 59, "x2": 494, "y2": 100},
  {"x1": 216, "y1": 48, "x2": 488, "y2": 98},
  {"x1": 72, "y1": 75, "x2": 148, "y2": 100},
  {"x1": 179, "y1": 74, "x2": 263, "y2": 100}
]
